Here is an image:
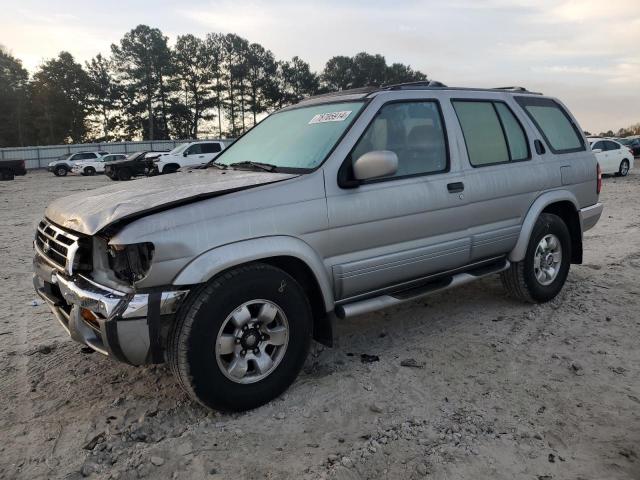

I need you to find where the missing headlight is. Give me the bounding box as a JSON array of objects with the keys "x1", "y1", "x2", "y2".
[{"x1": 108, "y1": 242, "x2": 154, "y2": 283}]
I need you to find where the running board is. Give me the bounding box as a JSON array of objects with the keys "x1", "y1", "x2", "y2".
[{"x1": 335, "y1": 259, "x2": 510, "y2": 319}]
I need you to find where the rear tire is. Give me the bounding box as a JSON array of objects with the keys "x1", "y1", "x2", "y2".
[
  {"x1": 85, "y1": 166, "x2": 96, "y2": 176},
  {"x1": 54, "y1": 166, "x2": 67, "y2": 177},
  {"x1": 0, "y1": 170, "x2": 14, "y2": 181},
  {"x1": 501, "y1": 213, "x2": 571, "y2": 303},
  {"x1": 618, "y1": 159, "x2": 630, "y2": 177},
  {"x1": 117, "y1": 168, "x2": 132, "y2": 181},
  {"x1": 168, "y1": 263, "x2": 312, "y2": 412}
]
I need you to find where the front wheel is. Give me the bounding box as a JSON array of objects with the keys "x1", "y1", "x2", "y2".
[
  {"x1": 618, "y1": 159, "x2": 630, "y2": 177},
  {"x1": 84, "y1": 166, "x2": 96, "y2": 176},
  {"x1": 117, "y1": 168, "x2": 132, "y2": 181},
  {"x1": 168, "y1": 263, "x2": 312, "y2": 411},
  {"x1": 501, "y1": 213, "x2": 571, "y2": 303},
  {"x1": 54, "y1": 166, "x2": 67, "y2": 177}
]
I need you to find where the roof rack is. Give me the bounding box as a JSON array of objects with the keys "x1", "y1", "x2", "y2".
[
  {"x1": 382, "y1": 80, "x2": 448, "y2": 90},
  {"x1": 302, "y1": 86, "x2": 379, "y2": 102},
  {"x1": 493, "y1": 86, "x2": 529, "y2": 92}
]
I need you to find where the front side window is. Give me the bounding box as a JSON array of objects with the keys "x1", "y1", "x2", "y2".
[
  {"x1": 452, "y1": 100, "x2": 529, "y2": 166},
  {"x1": 216, "y1": 101, "x2": 365, "y2": 171},
  {"x1": 186, "y1": 144, "x2": 203, "y2": 155},
  {"x1": 350, "y1": 101, "x2": 448, "y2": 179},
  {"x1": 515, "y1": 97, "x2": 584, "y2": 153}
]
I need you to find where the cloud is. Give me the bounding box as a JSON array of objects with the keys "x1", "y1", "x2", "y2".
[{"x1": 0, "y1": 0, "x2": 638, "y2": 132}]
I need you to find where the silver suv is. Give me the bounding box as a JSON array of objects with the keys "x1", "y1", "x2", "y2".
[{"x1": 33, "y1": 83, "x2": 603, "y2": 411}]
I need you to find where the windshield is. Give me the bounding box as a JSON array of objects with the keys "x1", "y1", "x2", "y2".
[
  {"x1": 168, "y1": 143, "x2": 188, "y2": 155},
  {"x1": 215, "y1": 101, "x2": 365, "y2": 170}
]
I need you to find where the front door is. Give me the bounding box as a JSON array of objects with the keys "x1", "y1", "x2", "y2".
[{"x1": 325, "y1": 100, "x2": 471, "y2": 301}]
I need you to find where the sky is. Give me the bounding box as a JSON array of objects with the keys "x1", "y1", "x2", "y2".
[{"x1": 0, "y1": 0, "x2": 638, "y2": 133}]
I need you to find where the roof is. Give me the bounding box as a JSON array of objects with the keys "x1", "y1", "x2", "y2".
[{"x1": 294, "y1": 81, "x2": 543, "y2": 109}]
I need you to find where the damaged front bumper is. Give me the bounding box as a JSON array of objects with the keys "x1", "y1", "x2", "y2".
[{"x1": 33, "y1": 253, "x2": 188, "y2": 365}]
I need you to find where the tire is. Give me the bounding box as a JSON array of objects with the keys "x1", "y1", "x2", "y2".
[
  {"x1": 0, "y1": 170, "x2": 14, "y2": 181},
  {"x1": 85, "y1": 166, "x2": 96, "y2": 176},
  {"x1": 117, "y1": 168, "x2": 132, "y2": 181},
  {"x1": 162, "y1": 164, "x2": 179, "y2": 174},
  {"x1": 54, "y1": 166, "x2": 67, "y2": 177},
  {"x1": 618, "y1": 159, "x2": 630, "y2": 177},
  {"x1": 501, "y1": 213, "x2": 571, "y2": 303},
  {"x1": 168, "y1": 263, "x2": 312, "y2": 411}
]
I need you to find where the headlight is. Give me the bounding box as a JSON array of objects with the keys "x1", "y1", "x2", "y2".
[{"x1": 108, "y1": 242, "x2": 154, "y2": 283}]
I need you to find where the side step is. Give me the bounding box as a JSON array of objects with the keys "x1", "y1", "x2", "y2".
[{"x1": 335, "y1": 259, "x2": 510, "y2": 319}]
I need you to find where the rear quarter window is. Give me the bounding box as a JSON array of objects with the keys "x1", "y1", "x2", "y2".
[{"x1": 515, "y1": 97, "x2": 585, "y2": 154}]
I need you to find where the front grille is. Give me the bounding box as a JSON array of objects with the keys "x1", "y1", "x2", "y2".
[{"x1": 35, "y1": 219, "x2": 92, "y2": 274}]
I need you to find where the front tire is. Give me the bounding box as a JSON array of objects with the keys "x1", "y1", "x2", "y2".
[
  {"x1": 117, "y1": 168, "x2": 132, "y2": 181},
  {"x1": 85, "y1": 166, "x2": 96, "y2": 176},
  {"x1": 54, "y1": 166, "x2": 67, "y2": 177},
  {"x1": 501, "y1": 213, "x2": 571, "y2": 303},
  {"x1": 168, "y1": 263, "x2": 312, "y2": 411}
]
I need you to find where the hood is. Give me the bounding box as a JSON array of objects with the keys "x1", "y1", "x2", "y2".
[
  {"x1": 105, "y1": 158, "x2": 135, "y2": 166},
  {"x1": 46, "y1": 169, "x2": 296, "y2": 235}
]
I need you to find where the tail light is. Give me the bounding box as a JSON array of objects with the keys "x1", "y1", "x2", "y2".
[{"x1": 596, "y1": 163, "x2": 602, "y2": 195}]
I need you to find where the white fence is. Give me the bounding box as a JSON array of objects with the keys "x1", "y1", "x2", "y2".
[{"x1": 0, "y1": 139, "x2": 229, "y2": 170}]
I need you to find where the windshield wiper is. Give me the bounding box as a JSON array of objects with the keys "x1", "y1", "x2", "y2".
[{"x1": 227, "y1": 161, "x2": 276, "y2": 172}]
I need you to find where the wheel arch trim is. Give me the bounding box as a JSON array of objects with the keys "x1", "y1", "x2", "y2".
[
  {"x1": 509, "y1": 190, "x2": 580, "y2": 263},
  {"x1": 171, "y1": 236, "x2": 334, "y2": 312}
]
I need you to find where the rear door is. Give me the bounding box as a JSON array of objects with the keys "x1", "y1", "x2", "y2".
[
  {"x1": 604, "y1": 140, "x2": 624, "y2": 173},
  {"x1": 201, "y1": 142, "x2": 223, "y2": 163},
  {"x1": 325, "y1": 98, "x2": 471, "y2": 300},
  {"x1": 450, "y1": 97, "x2": 538, "y2": 261}
]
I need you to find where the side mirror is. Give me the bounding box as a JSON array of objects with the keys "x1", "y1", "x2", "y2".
[
  {"x1": 353, "y1": 150, "x2": 398, "y2": 181},
  {"x1": 592, "y1": 148, "x2": 602, "y2": 153},
  {"x1": 183, "y1": 151, "x2": 188, "y2": 157}
]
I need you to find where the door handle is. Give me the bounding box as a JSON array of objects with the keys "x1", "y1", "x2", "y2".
[{"x1": 447, "y1": 182, "x2": 464, "y2": 193}]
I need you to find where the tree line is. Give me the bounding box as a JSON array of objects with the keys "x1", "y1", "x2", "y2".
[{"x1": 0, "y1": 25, "x2": 427, "y2": 148}]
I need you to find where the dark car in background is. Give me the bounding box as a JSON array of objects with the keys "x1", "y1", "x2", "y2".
[
  {"x1": 0, "y1": 159, "x2": 27, "y2": 180},
  {"x1": 104, "y1": 151, "x2": 168, "y2": 181},
  {"x1": 618, "y1": 137, "x2": 640, "y2": 157}
]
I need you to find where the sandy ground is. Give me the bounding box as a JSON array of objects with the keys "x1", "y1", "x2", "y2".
[{"x1": 1, "y1": 169, "x2": 639, "y2": 480}]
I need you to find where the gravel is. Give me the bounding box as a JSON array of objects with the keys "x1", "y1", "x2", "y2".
[{"x1": 1, "y1": 170, "x2": 639, "y2": 480}]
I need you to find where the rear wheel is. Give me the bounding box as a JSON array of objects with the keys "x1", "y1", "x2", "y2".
[
  {"x1": 84, "y1": 166, "x2": 96, "y2": 176},
  {"x1": 618, "y1": 159, "x2": 630, "y2": 177},
  {"x1": 117, "y1": 168, "x2": 132, "y2": 181},
  {"x1": 501, "y1": 213, "x2": 571, "y2": 303},
  {"x1": 0, "y1": 170, "x2": 14, "y2": 181},
  {"x1": 168, "y1": 263, "x2": 312, "y2": 411},
  {"x1": 54, "y1": 166, "x2": 67, "y2": 177}
]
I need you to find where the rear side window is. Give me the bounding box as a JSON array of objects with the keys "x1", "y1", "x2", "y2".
[
  {"x1": 201, "y1": 143, "x2": 222, "y2": 154},
  {"x1": 604, "y1": 141, "x2": 620, "y2": 151},
  {"x1": 515, "y1": 97, "x2": 584, "y2": 153},
  {"x1": 452, "y1": 100, "x2": 530, "y2": 166}
]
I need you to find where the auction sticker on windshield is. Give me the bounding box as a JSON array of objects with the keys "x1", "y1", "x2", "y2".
[{"x1": 308, "y1": 111, "x2": 352, "y2": 124}]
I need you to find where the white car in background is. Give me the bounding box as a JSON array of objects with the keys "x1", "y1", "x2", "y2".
[
  {"x1": 589, "y1": 138, "x2": 634, "y2": 176},
  {"x1": 48, "y1": 151, "x2": 110, "y2": 176},
  {"x1": 71, "y1": 153, "x2": 127, "y2": 176},
  {"x1": 153, "y1": 141, "x2": 227, "y2": 174}
]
